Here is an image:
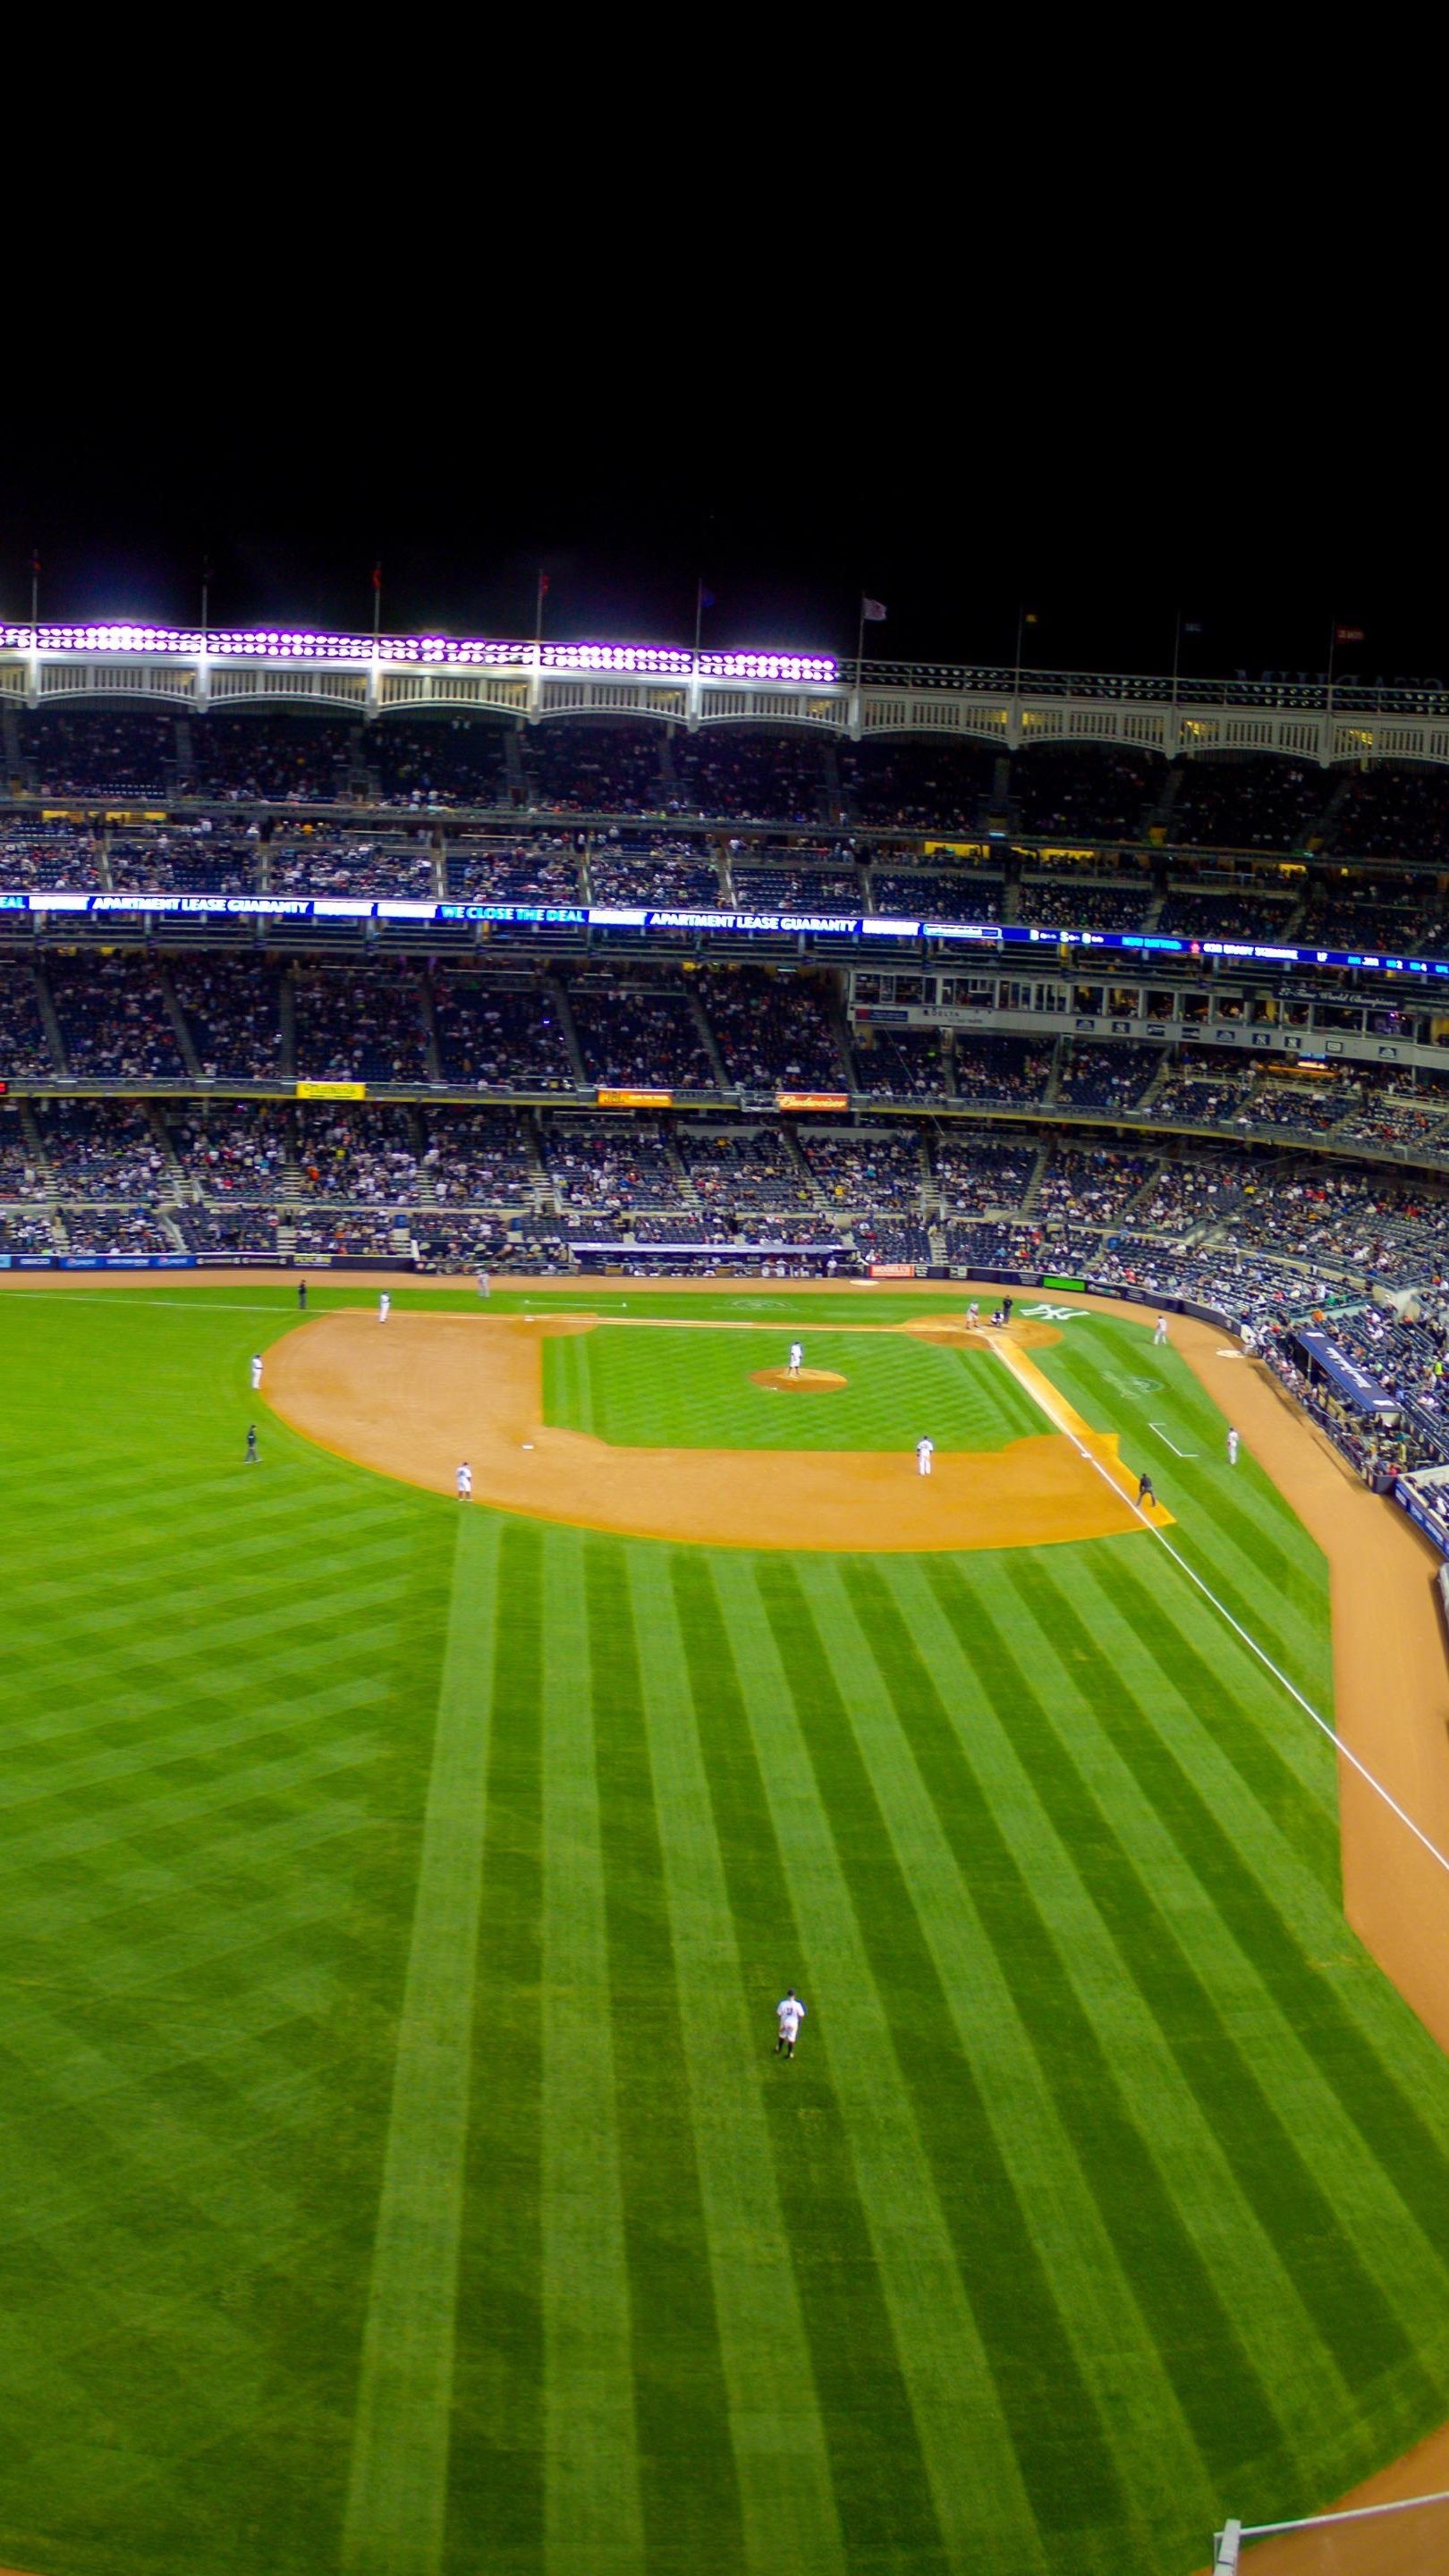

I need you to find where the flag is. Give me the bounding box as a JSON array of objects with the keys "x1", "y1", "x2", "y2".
[
  {"x1": 1182, "y1": 620, "x2": 1204, "y2": 635},
  {"x1": 372, "y1": 563, "x2": 382, "y2": 592},
  {"x1": 538, "y1": 572, "x2": 550, "y2": 598},
  {"x1": 30, "y1": 551, "x2": 39, "y2": 575},
  {"x1": 698, "y1": 581, "x2": 716, "y2": 609},
  {"x1": 1022, "y1": 611, "x2": 1038, "y2": 626},
  {"x1": 860, "y1": 597, "x2": 887, "y2": 623},
  {"x1": 1335, "y1": 624, "x2": 1364, "y2": 644}
]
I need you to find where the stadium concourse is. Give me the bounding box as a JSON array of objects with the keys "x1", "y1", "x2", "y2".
[{"x1": 12, "y1": 686, "x2": 1449, "y2": 2572}]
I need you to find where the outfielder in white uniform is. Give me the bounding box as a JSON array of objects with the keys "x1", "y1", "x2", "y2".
[
  {"x1": 917, "y1": 1436, "x2": 935, "y2": 1478},
  {"x1": 775, "y1": 1989, "x2": 807, "y2": 2057},
  {"x1": 1153, "y1": 1314, "x2": 1168, "y2": 1346},
  {"x1": 456, "y1": 1461, "x2": 472, "y2": 1500},
  {"x1": 379, "y1": 1292, "x2": 391, "y2": 1323},
  {"x1": 787, "y1": 1342, "x2": 803, "y2": 1377},
  {"x1": 1227, "y1": 1428, "x2": 1240, "y2": 1466},
  {"x1": 476, "y1": 1270, "x2": 490, "y2": 1299},
  {"x1": 250, "y1": 1352, "x2": 263, "y2": 1391}
]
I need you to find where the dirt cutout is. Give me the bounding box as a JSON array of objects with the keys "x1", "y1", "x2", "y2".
[
  {"x1": 750, "y1": 1367, "x2": 848, "y2": 1392},
  {"x1": 265, "y1": 1308, "x2": 1154, "y2": 1555}
]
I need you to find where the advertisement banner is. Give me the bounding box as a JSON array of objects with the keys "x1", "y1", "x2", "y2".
[
  {"x1": 296, "y1": 1080, "x2": 368, "y2": 1101},
  {"x1": 775, "y1": 1091, "x2": 850, "y2": 1112},
  {"x1": 869, "y1": 1262, "x2": 917, "y2": 1279},
  {"x1": 597, "y1": 1089, "x2": 674, "y2": 1109}
]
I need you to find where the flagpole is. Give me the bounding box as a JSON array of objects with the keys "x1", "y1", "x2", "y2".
[
  {"x1": 372, "y1": 565, "x2": 382, "y2": 642},
  {"x1": 1326, "y1": 612, "x2": 1337, "y2": 740},
  {"x1": 1013, "y1": 603, "x2": 1025, "y2": 703},
  {"x1": 694, "y1": 575, "x2": 705, "y2": 660},
  {"x1": 1171, "y1": 607, "x2": 1182, "y2": 712},
  {"x1": 855, "y1": 597, "x2": 867, "y2": 691},
  {"x1": 535, "y1": 571, "x2": 547, "y2": 645},
  {"x1": 30, "y1": 554, "x2": 38, "y2": 628}
]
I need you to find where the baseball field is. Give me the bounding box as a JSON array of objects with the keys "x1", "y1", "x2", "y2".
[{"x1": 4, "y1": 1274, "x2": 1449, "y2": 2576}]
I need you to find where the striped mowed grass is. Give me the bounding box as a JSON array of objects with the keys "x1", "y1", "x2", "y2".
[{"x1": 3, "y1": 1284, "x2": 1449, "y2": 2576}]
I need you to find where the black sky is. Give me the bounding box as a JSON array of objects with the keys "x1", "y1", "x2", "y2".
[{"x1": 2, "y1": 258, "x2": 1439, "y2": 686}]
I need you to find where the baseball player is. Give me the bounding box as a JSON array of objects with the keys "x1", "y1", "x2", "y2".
[
  {"x1": 379, "y1": 1292, "x2": 391, "y2": 1324},
  {"x1": 967, "y1": 1300, "x2": 979, "y2": 1326},
  {"x1": 244, "y1": 1424, "x2": 259, "y2": 1465},
  {"x1": 250, "y1": 1352, "x2": 263, "y2": 1392},
  {"x1": 775, "y1": 1989, "x2": 807, "y2": 2058},
  {"x1": 917, "y1": 1436, "x2": 935, "y2": 1478},
  {"x1": 476, "y1": 1269, "x2": 490, "y2": 1299},
  {"x1": 1153, "y1": 1314, "x2": 1168, "y2": 1346},
  {"x1": 456, "y1": 1461, "x2": 472, "y2": 1500},
  {"x1": 787, "y1": 1342, "x2": 803, "y2": 1377},
  {"x1": 1137, "y1": 1469, "x2": 1157, "y2": 1509},
  {"x1": 1227, "y1": 1427, "x2": 1240, "y2": 1466},
  {"x1": 297, "y1": 1279, "x2": 308, "y2": 1310}
]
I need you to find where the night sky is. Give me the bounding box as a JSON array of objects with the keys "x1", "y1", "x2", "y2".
[{"x1": 1, "y1": 277, "x2": 1437, "y2": 687}]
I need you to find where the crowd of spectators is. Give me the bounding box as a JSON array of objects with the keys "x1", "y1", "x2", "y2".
[
  {"x1": 529, "y1": 724, "x2": 662, "y2": 813},
  {"x1": 931, "y1": 1131, "x2": 1035, "y2": 1210},
  {"x1": 169, "y1": 1103, "x2": 291, "y2": 1196},
  {"x1": 1017, "y1": 879, "x2": 1144, "y2": 930},
  {"x1": 801, "y1": 1131, "x2": 922, "y2": 1206},
  {"x1": 292, "y1": 966, "x2": 431, "y2": 1083},
  {"x1": 19, "y1": 711, "x2": 174, "y2": 799},
  {"x1": 433, "y1": 978, "x2": 577, "y2": 1089},
  {"x1": 543, "y1": 1122, "x2": 686, "y2": 1211},
  {"x1": 108, "y1": 828, "x2": 253, "y2": 895},
  {"x1": 0, "y1": 825, "x2": 104, "y2": 889},
  {"x1": 370, "y1": 721, "x2": 512, "y2": 809},
  {"x1": 1169, "y1": 759, "x2": 1327, "y2": 852},
  {"x1": 1035, "y1": 1145, "x2": 1154, "y2": 1226},
  {"x1": 698, "y1": 967, "x2": 843, "y2": 1092},
  {"x1": 424, "y1": 1108, "x2": 537, "y2": 1202},
  {"x1": 61, "y1": 1211, "x2": 178, "y2": 1256},
  {"x1": 269, "y1": 833, "x2": 436, "y2": 900},
  {"x1": 47, "y1": 955, "x2": 185, "y2": 1079},
  {"x1": 0, "y1": 960, "x2": 57, "y2": 1072},
  {"x1": 31, "y1": 1099, "x2": 171, "y2": 1197},
  {"x1": 677, "y1": 1128, "x2": 814, "y2": 1213},
  {"x1": 1335, "y1": 767, "x2": 1449, "y2": 865},
  {"x1": 444, "y1": 840, "x2": 583, "y2": 904},
  {"x1": 869, "y1": 869, "x2": 1002, "y2": 919},
  {"x1": 730, "y1": 858, "x2": 862, "y2": 911},
  {"x1": 840, "y1": 737, "x2": 995, "y2": 829},
  {"x1": 1012, "y1": 750, "x2": 1157, "y2": 843},
  {"x1": 195, "y1": 715, "x2": 355, "y2": 802},
  {"x1": 670, "y1": 730, "x2": 825, "y2": 824},
  {"x1": 589, "y1": 841, "x2": 724, "y2": 906},
  {"x1": 950, "y1": 1037, "x2": 1053, "y2": 1106},
  {"x1": 1300, "y1": 892, "x2": 1436, "y2": 953},
  {"x1": 569, "y1": 983, "x2": 714, "y2": 1089},
  {"x1": 1157, "y1": 889, "x2": 1299, "y2": 942},
  {"x1": 852, "y1": 1027, "x2": 949, "y2": 1099},
  {"x1": 171, "y1": 957, "x2": 284, "y2": 1079},
  {"x1": 1055, "y1": 1042, "x2": 1160, "y2": 1111},
  {"x1": 294, "y1": 1106, "x2": 420, "y2": 1201}
]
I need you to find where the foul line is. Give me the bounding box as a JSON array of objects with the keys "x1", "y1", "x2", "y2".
[{"x1": 985, "y1": 1342, "x2": 1449, "y2": 1884}]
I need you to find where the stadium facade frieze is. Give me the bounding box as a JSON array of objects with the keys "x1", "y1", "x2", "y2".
[{"x1": 7, "y1": 621, "x2": 1449, "y2": 762}]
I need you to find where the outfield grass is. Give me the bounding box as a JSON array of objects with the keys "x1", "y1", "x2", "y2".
[
  {"x1": 542, "y1": 1319, "x2": 1046, "y2": 1452},
  {"x1": 3, "y1": 1285, "x2": 1449, "y2": 2576}
]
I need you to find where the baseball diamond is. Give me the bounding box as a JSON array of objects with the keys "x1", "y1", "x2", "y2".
[{"x1": 2, "y1": 1267, "x2": 1449, "y2": 2576}]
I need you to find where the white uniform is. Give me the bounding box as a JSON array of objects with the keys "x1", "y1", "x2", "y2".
[
  {"x1": 917, "y1": 1436, "x2": 935, "y2": 1477},
  {"x1": 1227, "y1": 1428, "x2": 1240, "y2": 1466},
  {"x1": 1153, "y1": 1315, "x2": 1168, "y2": 1345},
  {"x1": 967, "y1": 1301, "x2": 979, "y2": 1326},
  {"x1": 775, "y1": 1994, "x2": 807, "y2": 2054},
  {"x1": 379, "y1": 1292, "x2": 391, "y2": 1323},
  {"x1": 456, "y1": 1462, "x2": 472, "y2": 1499},
  {"x1": 788, "y1": 1343, "x2": 803, "y2": 1377},
  {"x1": 250, "y1": 1354, "x2": 263, "y2": 1390},
  {"x1": 476, "y1": 1270, "x2": 490, "y2": 1299}
]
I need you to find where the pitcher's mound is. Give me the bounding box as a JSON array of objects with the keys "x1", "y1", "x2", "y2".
[{"x1": 750, "y1": 1367, "x2": 848, "y2": 1393}]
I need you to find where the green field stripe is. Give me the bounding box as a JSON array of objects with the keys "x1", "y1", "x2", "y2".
[
  {"x1": 710, "y1": 1553, "x2": 1046, "y2": 2576},
  {"x1": 1077, "y1": 1546, "x2": 1449, "y2": 2307},
  {"x1": 585, "y1": 1538, "x2": 745, "y2": 2574},
  {"x1": 626, "y1": 1550, "x2": 845, "y2": 2576},
  {"x1": 446, "y1": 1520, "x2": 546, "y2": 2576},
  {"x1": 828, "y1": 1556, "x2": 1224, "y2": 2537},
  {"x1": 768, "y1": 1559, "x2": 1127, "y2": 2560},
  {"x1": 538, "y1": 1526, "x2": 643, "y2": 2575},
  {"x1": 1003, "y1": 1554, "x2": 1431, "y2": 2414},
  {"x1": 909, "y1": 1556, "x2": 1304, "y2": 2490},
  {"x1": 667, "y1": 1555, "x2": 946, "y2": 2573},
  {"x1": 342, "y1": 1509, "x2": 502, "y2": 2576}
]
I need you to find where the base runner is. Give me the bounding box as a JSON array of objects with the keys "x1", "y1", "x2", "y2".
[{"x1": 775, "y1": 1989, "x2": 807, "y2": 2058}]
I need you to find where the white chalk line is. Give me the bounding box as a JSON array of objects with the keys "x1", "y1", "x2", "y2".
[
  {"x1": 986, "y1": 1341, "x2": 1449, "y2": 1883},
  {"x1": 1149, "y1": 1422, "x2": 1199, "y2": 1459}
]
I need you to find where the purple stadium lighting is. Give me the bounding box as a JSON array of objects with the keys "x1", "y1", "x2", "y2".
[{"x1": 0, "y1": 623, "x2": 838, "y2": 683}]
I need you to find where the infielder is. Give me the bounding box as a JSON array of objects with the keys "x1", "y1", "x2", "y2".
[
  {"x1": 775, "y1": 1989, "x2": 807, "y2": 2058},
  {"x1": 250, "y1": 1352, "x2": 263, "y2": 1391},
  {"x1": 379, "y1": 1292, "x2": 391, "y2": 1323},
  {"x1": 456, "y1": 1461, "x2": 472, "y2": 1500},
  {"x1": 787, "y1": 1342, "x2": 803, "y2": 1377},
  {"x1": 917, "y1": 1436, "x2": 935, "y2": 1478},
  {"x1": 1153, "y1": 1314, "x2": 1168, "y2": 1346},
  {"x1": 476, "y1": 1269, "x2": 490, "y2": 1299},
  {"x1": 245, "y1": 1423, "x2": 258, "y2": 1465},
  {"x1": 1227, "y1": 1427, "x2": 1240, "y2": 1466}
]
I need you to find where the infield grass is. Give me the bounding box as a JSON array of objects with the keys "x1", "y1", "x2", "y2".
[
  {"x1": 543, "y1": 1319, "x2": 1046, "y2": 1451},
  {"x1": 2, "y1": 1284, "x2": 1449, "y2": 2576}
]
